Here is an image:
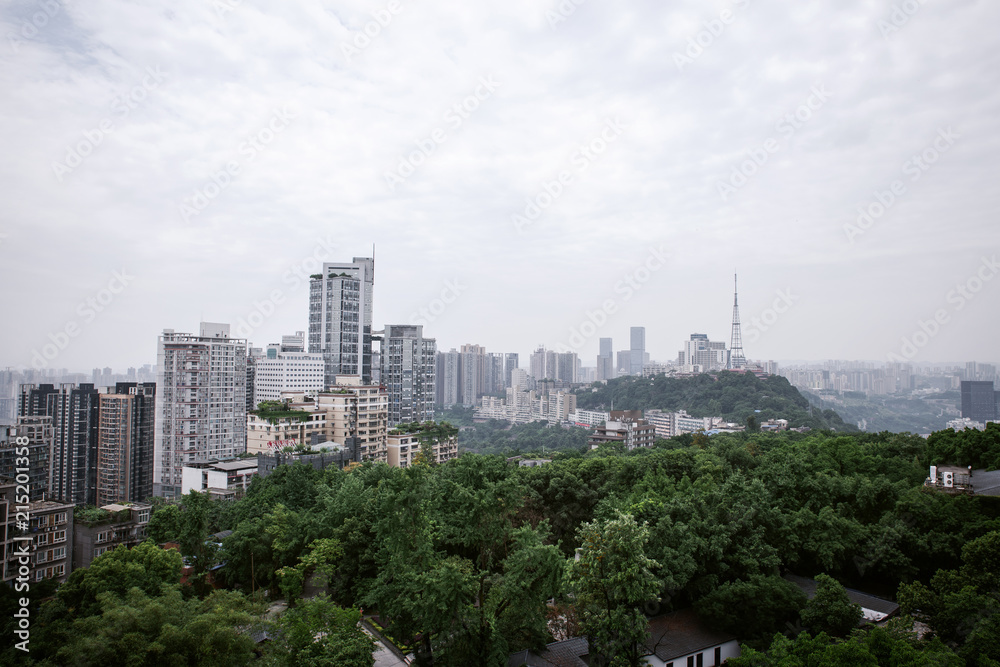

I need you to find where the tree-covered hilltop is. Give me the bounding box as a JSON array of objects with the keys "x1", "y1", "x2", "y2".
[{"x1": 575, "y1": 371, "x2": 857, "y2": 431}]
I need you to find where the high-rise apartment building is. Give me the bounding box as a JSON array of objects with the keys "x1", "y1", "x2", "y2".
[
  {"x1": 308, "y1": 258, "x2": 375, "y2": 386},
  {"x1": 630, "y1": 327, "x2": 646, "y2": 376},
  {"x1": 19, "y1": 383, "x2": 100, "y2": 505},
  {"x1": 504, "y1": 353, "x2": 519, "y2": 388},
  {"x1": 460, "y1": 344, "x2": 486, "y2": 407},
  {"x1": 154, "y1": 322, "x2": 248, "y2": 499},
  {"x1": 381, "y1": 325, "x2": 436, "y2": 426},
  {"x1": 0, "y1": 417, "x2": 54, "y2": 501},
  {"x1": 961, "y1": 381, "x2": 997, "y2": 423},
  {"x1": 97, "y1": 382, "x2": 156, "y2": 506},
  {"x1": 681, "y1": 334, "x2": 728, "y2": 371},
  {"x1": 435, "y1": 349, "x2": 461, "y2": 408},
  {"x1": 597, "y1": 337, "x2": 615, "y2": 381}
]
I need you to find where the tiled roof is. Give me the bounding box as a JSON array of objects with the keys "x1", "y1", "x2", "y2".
[{"x1": 645, "y1": 608, "x2": 737, "y2": 661}]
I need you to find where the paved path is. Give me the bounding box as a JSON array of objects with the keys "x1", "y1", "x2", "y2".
[{"x1": 364, "y1": 627, "x2": 408, "y2": 667}]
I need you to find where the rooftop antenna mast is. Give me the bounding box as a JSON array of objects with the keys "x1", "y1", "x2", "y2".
[{"x1": 728, "y1": 273, "x2": 747, "y2": 370}]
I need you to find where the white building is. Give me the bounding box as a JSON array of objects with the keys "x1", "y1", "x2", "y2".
[
  {"x1": 251, "y1": 348, "x2": 326, "y2": 407},
  {"x1": 308, "y1": 258, "x2": 375, "y2": 386},
  {"x1": 568, "y1": 409, "x2": 610, "y2": 427},
  {"x1": 154, "y1": 322, "x2": 247, "y2": 499}
]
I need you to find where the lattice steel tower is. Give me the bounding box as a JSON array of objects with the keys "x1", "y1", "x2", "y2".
[{"x1": 728, "y1": 273, "x2": 747, "y2": 370}]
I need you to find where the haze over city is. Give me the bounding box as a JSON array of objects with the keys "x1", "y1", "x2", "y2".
[{"x1": 2, "y1": 0, "x2": 998, "y2": 371}]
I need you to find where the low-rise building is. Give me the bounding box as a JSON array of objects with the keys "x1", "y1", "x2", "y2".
[
  {"x1": 181, "y1": 459, "x2": 258, "y2": 499},
  {"x1": 247, "y1": 404, "x2": 327, "y2": 455},
  {"x1": 386, "y1": 423, "x2": 459, "y2": 468},
  {"x1": 568, "y1": 409, "x2": 610, "y2": 427},
  {"x1": 0, "y1": 481, "x2": 74, "y2": 586},
  {"x1": 588, "y1": 411, "x2": 657, "y2": 451},
  {"x1": 72, "y1": 502, "x2": 152, "y2": 569}
]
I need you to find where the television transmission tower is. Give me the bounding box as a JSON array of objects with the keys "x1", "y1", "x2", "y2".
[{"x1": 728, "y1": 273, "x2": 747, "y2": 370}]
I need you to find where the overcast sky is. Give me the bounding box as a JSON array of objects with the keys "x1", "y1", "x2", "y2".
[{"x1": 2, "y1": 0, "x2": 998, "y2": 373}]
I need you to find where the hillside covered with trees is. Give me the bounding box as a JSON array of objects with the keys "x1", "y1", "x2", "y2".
[
  {"x1": 576, "y1": 371, "x2": 857, "y2": 432},
  {"x1": 7, "y1": 424, "x2": 1000, "y2": 665}
]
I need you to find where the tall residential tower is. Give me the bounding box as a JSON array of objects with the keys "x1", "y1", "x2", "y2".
[{"x1": 308, "y1": 258, "x2": 375, "y2": 386}]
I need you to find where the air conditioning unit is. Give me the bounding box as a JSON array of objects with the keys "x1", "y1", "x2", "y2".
[{"x1": 943, "y1": 472, "x2": 954, "y2": 488}]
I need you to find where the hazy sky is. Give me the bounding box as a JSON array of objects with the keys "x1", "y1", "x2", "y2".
[{"x1": 2, "y1": 0, "x2": 998, "y2": 372}]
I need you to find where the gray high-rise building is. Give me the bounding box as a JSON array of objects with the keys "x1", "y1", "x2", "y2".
[
  {"x1": 19, "y1": 383, "x2": 100, "y2": 505},
  {"x1": 504, "y1": 353, "x2": 519, "y2": 388},
  {"x1": 154, "y1": 323, "x2": 247, "y2": 499},
  {"x1": 308, "y1": 258, "x2": 375, "y2": 386},
  {"x1": 961, "y1": 380, "x2": 997, "y2": 423},
  {"x1": 436, "y1": 349, "x2": 461, "y2": 408},
  {"x1": 630, "y1": 327, "x2": 646, "y2": 376},
  {"x1": 381, "y1": 325, "x2": 436, "y2": 426},
  {"x1": 598, "y1": 337, "x2": 614, "y2": 381}
]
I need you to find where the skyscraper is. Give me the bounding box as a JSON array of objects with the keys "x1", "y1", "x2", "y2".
[
  {"x1": 308, "y1": 258, "x2": 375, "y2": 386},
  {"x1": 435, "y1": 349, "x2": 461, "y2": 408},
  {"x1": 504, "y1": 353, "x2": 519, "y2": 388},
  {"x1": 381, "y1": 324, "x2": 436, "y2": 426},
  {"x1": 19, "y1": 383, "x2": 100, "y2": 505},
  {"x1": 97, "y1": 382, "x2": 155, "y2": 505},
  {"x1": 961, "y1": 380, "x2": 997, "y2": 423},
  {"x1": 630, "y1": 327, "x2": 645, "y2": 376},
  {"x1": 154, "y1": 323, "x2": 247, "y2": 499},
  {"x1": 460, "y1": 344, "x2": 486, "y2": 406},
  {"x1": 597, "y1": 337, "x2": 614, "y2": 381}
]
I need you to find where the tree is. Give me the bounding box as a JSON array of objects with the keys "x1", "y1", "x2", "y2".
[
  {"x1": 695, "y1": 575, "x2": 807, "y2": 644},
  {"x1": 264, "y1": 595, "x2": 375, "y2": 667},
  {"x1": 57, "y1": 539, "x2": 183, "y2": 617},
  {"x1": 49, "y1": 587, "x2": 260, "y2": 666},
  {"x1": 569, "y1": 511, "x2": 661, "y2": 667},
  {"x1": 800, "y1": 574, "x2": 862, "y2": 637}
]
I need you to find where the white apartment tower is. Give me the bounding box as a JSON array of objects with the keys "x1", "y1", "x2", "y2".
[
  {"x1": 308, "y1": 258, "x2": 375, "y2": 387},
  {"x1": 154, "y1": 322, "x2": 247, "y2": 499}
]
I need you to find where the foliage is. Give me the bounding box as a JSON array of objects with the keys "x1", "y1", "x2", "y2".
[
  {"x1": 251, "y1": 399, "x2": 312, "y2": 424},
  {"x1": 800, "y1": 574, "x2": 863, "y2": 637},
  {"x1": 926, "y1": 421, "x2": 1000, "y2": 470},
  {"x1": 575, "y1": 371, "x2": 856, "y2": 431},
  {"x1": 898, "y1": 530, "x2": 1000, "y2": 666},
  {"x1": 459, "y1": 419, "x2": 590, "y2": 455},
  {"x1": 569, "y1": 512, "x2": 661, "y2": 667},
  {"x1": 695, "y1": 575, "x2": 807, "y2": 646},
  {"x1": 263, "y1": 595, "x2": 375, "y2": 667}
]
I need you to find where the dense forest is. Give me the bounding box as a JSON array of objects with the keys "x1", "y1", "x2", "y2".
[
  {"x1": 575, "y1": 371, "x2": 857, "y2": 432},
  {"x1": 5, "y1": 424, "x2": 1000, "y2": 665}
]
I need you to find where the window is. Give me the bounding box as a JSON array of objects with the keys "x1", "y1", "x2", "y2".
[
  {"x1": 688, "y1": 658, "x2": 694, "y2": 667},
  {"x1": 697, "y1": 654, "x2": 703, "y2": 667},
  {"x1": 52, "y1": 530, "x2": 66, "y2": 543},
  {"x1": 138, "y1": 510, "x2": 150, "y2": 523},
  {"x1": 54, "y1": 564, "x2": 64, "y2": 576},
  {"x1": 54, "y1": 512, "x2": 67, "y2": 524},
  {"x1": 714, "y1": 647, "x2": 721, "y2": 666},
  {"x1": 36, "y1": 570, "x2": 44, "y2": 581},
  {"x1": 53, "y1": 547, "x2": 66, "y2": 560},
  {"x1": 36, "y1": 551, "x2": 47, "y2": 564}
]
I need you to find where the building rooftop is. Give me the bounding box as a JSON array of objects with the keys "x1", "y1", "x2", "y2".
[
  {"x1": 210, "y1": 459, "x2": 259, "y2": 472},
  {"x1": 972, "y1": 468, "x2": 1000, "y2": 496},
  {"x1": 784, "y1": 574, "x2": 899, "y2": 621}
]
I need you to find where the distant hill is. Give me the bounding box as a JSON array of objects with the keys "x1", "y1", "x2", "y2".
[{"x1": 574, "y1": 371, "x2": 856, "y2": 432}]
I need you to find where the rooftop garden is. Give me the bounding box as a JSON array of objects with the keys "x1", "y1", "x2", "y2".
[
  {"x1": 250, "y1": 400, "x2": 312, "y2": 425},
  {"x1": 74, "y1": 504, "x2": 134, "y2": 527}
]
